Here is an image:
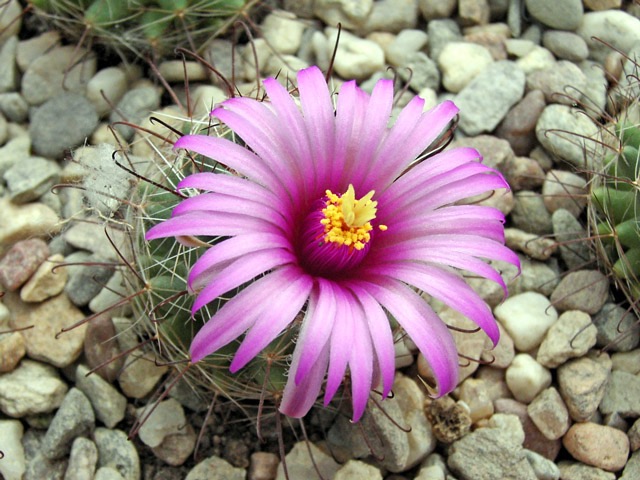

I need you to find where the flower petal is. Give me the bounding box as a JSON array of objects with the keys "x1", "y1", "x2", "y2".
[
  {"x1": 324, "y1": 290, "x2": 354, "y2": 404},
  {"x1": 230, "y1": 270, "x2": 313, "y2": 372},
  {"x1": 178, "y1": 172, "x2": 282, "y2": 207},
  {"x1": 145, "y1": 212, "x2": 278, "y2": 240},
  {"x1": 359, "y1": 278, "x2": 459, "y2": 396},
  {"x1": 348, "y1": 298, "x2": 374, "y2": 421}
]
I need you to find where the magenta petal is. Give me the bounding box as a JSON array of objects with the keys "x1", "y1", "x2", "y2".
[
  {"x1": 229, "y1": 270, "x2": 313, "y2": 372},
  {"x1": 294, "y1": 279, "x2": 337, "y2": 384},
  {"x1": 346, "y1": 284, "x2": 395, "y2": 399},
  {"x1": 280, "y1": 340, "x2": 329, "y2": 418},
  {"x1": 362, "y1": 279, "x2": 459, "y2": 396},
  {"x1": 323, "y1": 291, "x2": 354, "y2": 404},
  {"x1": 145, "y1": 212, "x2": 277, "y2": 240},
  {"x1": 191, "y1": 249, "x2": 295, "y2": 313},
  {"x1": 348, "y1": 300, "x2": 374, "y2": 422},
  {"x1": 177, "y1": 173, "x2": 281, "y2": 207},
  {"x1": 190, "y1": 269, "x2": 298, "y2": 362}
]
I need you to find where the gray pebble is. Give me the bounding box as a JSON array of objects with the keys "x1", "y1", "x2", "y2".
[
  {"x1": 64, "y1": 437, "x2": 98, "y2": 480},
  {"x1": 23, "y1": 429, "x2": 69, "y2": 480},
  {"x1": 359, "y1": 0, "x2": 419, "y2": 34},
  {"x1": 578, "y1": 60, "x2": 608, "y2": 116},
  {"x1": 552, "y1": 209, "x2": 593, "y2": 270},
  {"x1": 550, "y1": 270, "x2": 609, "y2": 314},
  {"x1": 593, "y1": 303, "x2": 640, "y2": 352},
  {"x1": 75, "y1": 364, "x2": 126, "y2": 429},
  {"x1": 0, "y1": 134, "x2": 30, "y2": 176},
  {"x1": 0, "y1": 36, "x2": 18, "y2": 93},
  {"x1": 558, "y1": 461, "x2": 616, "y2": 480},
  {"x1": 524, "y1": 449, "x2": 561, "y2": 480},
  {"x1": 30, "y1": 93, "x2": 99, "y2": 159},
  {"x1": 600, "y1": 370, "x2": 640, "y2": 417},
  {"x1": 64, "y1": 254, "x2": 114, "y2": 307},
  {"x1": 386, "y1": 29, "x2": 428, "y2": 67},
  {"x1": 455, "y1": 61, "x2": 525, "y2": 135},
  {"x1": 526, "y1": 60, "x2": 587, "y2": 105},
  {"x1": 524, "y1": 0, "x2": 584, "y2": 30},
  {"x1": 576, "y1": 10, "x2": 640, "y2": 62},
  {"x1": 94, "y1": 428, "x2": 140, "y2": 480},
  {"x1": 427, "y1": 19, "x2": 462, "y2": 61},
  {"x1": 94, "y1": 467, "x2": 126, "y2": 480},
  {"x1": 42, "y1": 388, "x2": 95, "y2": 460},
  {"x1": 418, "y1": 0, "x2": 456, "y2": 20},
  {"x1": 110, "y1": 87, "x2": 161, "y2": 141},
  {"x1": 312, "y1": 0, "x2": 373, "y2": 30},
  {"x1": 542, "y1": 31, "x2": 589, "y2": 61},
  {"x1": 511, "y1": 191, "x2": 553, "y2": 235},
  {"x1": 510, "y1": 256, "x2": 561, "y2": 297},
  {"x1": 0, "y1": 92, "x2": 28, "y2": 122},
  {"x1": 397, "y1": 52, "x2": 440, "y2": 91},
  {"x1": 3, "y1": 156, "x2": 60, "y2": 204},
  {"x1": 558, "y1": 354, "x2": 611, "y2": 422},
  {"x1": 535, "y1": 104, "x2": 599, "y2": 168}
]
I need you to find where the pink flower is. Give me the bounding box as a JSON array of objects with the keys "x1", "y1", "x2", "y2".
[{"x1": 146, "y1": 66, "x2": 519, "y2": 421}]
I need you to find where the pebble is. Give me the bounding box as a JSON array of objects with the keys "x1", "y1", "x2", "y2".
[
  {"x1": 506, "y1": 353, "x2": 552, "y2": 403},
  {"x1": 41, "y1": 387, "x2": 95, "y2": 460},
  {"x1": 503, "y1": 155, "x2": 545, "y2": 191},
  {"x1": 557, "y1": 354, "x2": 612, "y2": 422},
  {"x1": 324, "y1": 28, "x2": 385, "y2": 80},
  {"x1": 454, "y1": 60, "x2": 525, "y2": 135},
  {"x1": 0, "y1": 323, "x2": 25, "y2": 373},
  {"x1": 6, "y1": 290, "x2": 87, "y2": 368},
  {"x1": 621, "y1": 450, "x2": 640, "y2": 480},
  {"x1": 0, "y1": 134, "x2": 30, "y2": 177},
  {"x1": 329, "y1": 373, "x2": 435, "y2": 472},
  {"x1": 0, "y1": 237, "x2": 49, "y2": 292},
  {"x1": 95, "y1": 467, "x2": 126, "y2": 480},
  {"x1": 558, "y1": 461, "x2": 616, "y2": 480},
  {"x1": 563, "y1": 423, "x2": 629, "y2": 472},
  {"x1": 64, "y1": 254, "x2": 115, "y2": 307},
  {"x1": 494, "y1": 291, "x2": 559, "y2": 351},
  {"x1": 448, "y1": 422, "x2": 538, "y2": 479},
  {"x1": 495, "y1": 89, "x2": 546, "y2": 156},
  {"x1": 524, "y1": 0, "x2": 584, "y2": 30},
  {"x1": 22, "y1": 429, "x2": 68, "y2": 480},
  {"x1": 136, "y1": 398, "x2": 186, "y2": 448},
  {"x1": 451, "y1": 134, "x2": 514, "y2": 171},
  {"x1": 584, "y1": 0, "x2": 622, "y2": 9},
  {"x1": 578, "y1": 60, "x2": 608, "y2": 116},
  {"x1": 75, "y1": 364, "x2": 127, "y2": 429},
  {"x1": 3, "y1": 155, "x2": 60, "y2": 204},
  {"x1": 600, "y1": 370, "x2": 640, "y2": 418},
  {"x1": 0, "y1": 419, "x2": 25, "y2": 480},
  {"x1": 248, "y1": 452, "x2": 280, "y2": 480},
  {"x1": 397, "y1": 52, "x2": 440, "y2": 91},
  {"x1": 526, "y1": 60, "x2": 587, "y2": 105},
  {"x1": 261, "y1": 11, "x2": 306, "y2": 55},
  {"x1": 510, "y1": 191, "x2": 553, "y2": 235},
  {"x1": 118, "y1": 352, "x2": 169, "y2": 399},
  {"x1": 0, "y1": 36, "x2": 18, "y2": 93},
  {"x1": 83, "y1": 313, "x2": 124, "y2": 383},
  {"x1": 494, "y1": 398, "x2": 563, "y2": 460},
  {"x1": 20, "y1": 253, "x2": 67, "y2": 303},
  {"x1": 541, "y1": 169, "x2": 588, "y2": 218},
  {"x1": 437, "y1": 42, "x2": 493, "y2": 93},
  {"x1": 527, "y1": 387, "x2": 570, "y2": 440},
  {"x1": 427, "y1": 19, "x2": 462, "y2": 61},
  {"x1": 30, "y1": 93, "x2": 99, "y2": 159},
  {"x1": 0, "y1": 92, "x2": 29, "y2": 122},
  {"x1": 15, "y1": 31, "x2": 60, "y2": 71},
  {"x1": 524, "y1": 449, "x2": 561, "y2": 480},
  {"x1": 481, "y1": 322, "x2": 515, "y2": 368},
  {"x1": 550, "y1": 270, "x2": 609, "y2": 314},
  {"x1": 542, "y1": 31, "x2": 589, "y2": 61},
  {"x1": 359, "y1": 0, "x2": 419, "y2": 34},
  {"x1": 537, "y1": 310, "x2": 597, "y2": 368},
  {"x1": 629, "y1": 418, "x2": 640, "y2": 451},
  {"x1": 86, "y1": 67, "x2": 129, "y2": 117},
  {"x1": 275, "y1": 442, "x2": 338, "y2": 480},
  {"x1": 508, "y1": 256, "x2": 560, "y2": 297},
  {"x1": 65, "y1": 437, "x2": 99, "y2": 480},
  {"x1": 593, "y1": 303, "x2": 640, "y2": 352},
  {"x1": 335, "y1": 460, "x2": 383, "y2": 479},
  {"x1": 150, "y1": 421, "x2": 197, "y2": 467},
  {"x1": 457, "y1": 378, "x2": 495, "y2": 423},
  {"x1": 0, "y1": 359, "x2": 68, "y2": 417},
  {"x1": 110, "y1": 86, "x2": 161, "y2": 140},
  {"x1": 611, "y1": 349, "x2": 640, "y2": 375},
  {"x1": 62, "y1": 220, "x2": 127, "y2": 261},
  {"x1": 576, "y1": 10, "x2": 640, "y2": 62},
  {"x1": 94, "y1": 428, "x2": 141, "y2": 480},
  {"x1": 516, "y1": 46, "x2": 557, "y2": 75},
  {"x1": 418, "y1": 0, "x2": 456, "y2": 19},
  {"x1": 505, "y1": 229, "x2": 557, "y2": 261},
  {"x1": 385, "y1": 29, "x2": 428, "y2": 67},
  {"x1": 552, "y1": 210, "x2": 593, "y2": 271},
  {"x1": 312, "y1": 0, "x2": 373, "y2": 30},
  {"x1": 0, "y1": 0, "x2": 22, "y2": 43},
  {"x1": 458, "y1": 0, "x2": 491, "y2": 25},
  {"x1": 21, "y1": 46, "x2": 96, "y2": 105}
]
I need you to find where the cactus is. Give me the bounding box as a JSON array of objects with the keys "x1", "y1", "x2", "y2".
[
  {"x1": 27, "y1": 0, "x2": 256, "y2": 58},
  {"x1": 588, "y1": 52, "x2": 640, "y2": 312}
]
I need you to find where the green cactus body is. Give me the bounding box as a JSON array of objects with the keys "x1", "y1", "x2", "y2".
[{"x1": 28, "y1": 0, "x2": 255, "y2": 58}]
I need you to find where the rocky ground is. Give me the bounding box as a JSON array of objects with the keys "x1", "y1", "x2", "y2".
[{"x1": 1, "y1": 0, "x2": 640, "y2": 479}]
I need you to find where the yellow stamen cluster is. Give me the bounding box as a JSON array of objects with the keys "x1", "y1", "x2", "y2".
[{"x1": 319, "y1": 184, "x2": 387, "y2": 250}]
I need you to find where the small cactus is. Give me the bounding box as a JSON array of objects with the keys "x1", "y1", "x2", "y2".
[{"x1": 27, "y1": 0, "x2": 255, "y2": 58}]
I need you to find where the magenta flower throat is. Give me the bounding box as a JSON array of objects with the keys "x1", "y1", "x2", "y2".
[{"x1": 146, "y1": 66, "x2": 519, "y2": 421}]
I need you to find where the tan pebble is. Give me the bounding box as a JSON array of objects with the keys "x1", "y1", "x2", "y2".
[
  {"x1": 20, "y1": 254, "x2": 67, "y2": 303},
  {"x1": 248, "y1": 451, "x2": 279, "y2": 480},
  {"x1": 562, "y1": 422, "x2": 629, "y2": 472}
]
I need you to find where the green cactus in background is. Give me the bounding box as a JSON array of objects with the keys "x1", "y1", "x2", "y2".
[
  {"x1": 589, "y1": 83, "x2": 640, "y2": 310},
  {"x1": 27, "y1": 0, "x2": 256, "y2": 58}
]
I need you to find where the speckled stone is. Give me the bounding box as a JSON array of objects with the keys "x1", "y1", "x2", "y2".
[{"x1": 563, "y1": 423, "x2": 629, "y2": 472}]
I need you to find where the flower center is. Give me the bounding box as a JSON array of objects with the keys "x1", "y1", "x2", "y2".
[{"x1": 297, "y1": 185, "x2": 387, "y2": 278}]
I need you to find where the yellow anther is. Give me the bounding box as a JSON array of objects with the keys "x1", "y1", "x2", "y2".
[{"x1": 320, "y1": 184, "x2": 386, "y2": 250}]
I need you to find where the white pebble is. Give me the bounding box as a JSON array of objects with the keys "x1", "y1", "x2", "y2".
[{"x1": 506, "y1": 354, "x2": 552, "y2": 403}]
